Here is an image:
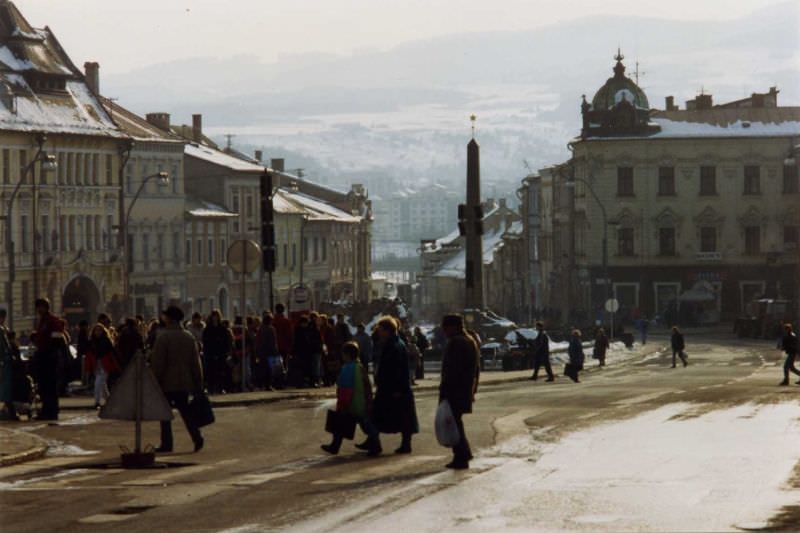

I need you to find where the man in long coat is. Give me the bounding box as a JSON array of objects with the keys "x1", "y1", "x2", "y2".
[{"x1": 439, "y1": 314, "x2": 480, "y2": 469}]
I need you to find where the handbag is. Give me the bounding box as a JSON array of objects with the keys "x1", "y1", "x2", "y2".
[
  {"x1": 434, "y1": 399, "x2": 461, "y2": 447},
  {"x1": 188, "y1": 391, "x2": 215, "y2": 427},
  {"x1": 325, "y1": 409, "x2": 356, "y2": 440}
]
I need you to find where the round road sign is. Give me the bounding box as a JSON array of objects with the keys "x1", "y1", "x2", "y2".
[
  {"x1": 605, "y1": 298, "x2": 620, "y2": 313},
  {"x1": 227, "y1": 240, "x2": 261, "y2": 274}
]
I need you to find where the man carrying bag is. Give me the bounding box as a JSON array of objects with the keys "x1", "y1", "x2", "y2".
[{"x1": 439, "y1": 314, "x2": 480, "y2": 470}]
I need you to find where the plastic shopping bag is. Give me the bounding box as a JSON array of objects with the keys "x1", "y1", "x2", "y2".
[{"x1": 434, "y1": 399, "x2": 461, "y2": 447}]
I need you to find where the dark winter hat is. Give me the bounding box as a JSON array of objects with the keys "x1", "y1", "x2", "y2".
[
  {"x1": 162, "y1": 305, "x2": 184, "y2": 322},
  {"x1": 441, "y1": 314, "x2": 464, "y2": 329}
]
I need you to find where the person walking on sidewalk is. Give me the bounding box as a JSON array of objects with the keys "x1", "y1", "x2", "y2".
[
  {"x1": 529, "y1": 322, "x2": 554, "y2": 381},
  {"x1": 565, "y1": 329, "x2": 585, "y2": 383},
  {"x1": 593, "y1": 328, "x2": 609, "y2": 368},
  {"x1": 778, "y1": 323, "x2": 800, "y2": 386},
  {"x1": 321, "y1": 341, "x2": 380, "y2": 456},
  {"x1": 670, "y1": 326, "x2": 688, "y2": 368},
  {"x1": 31, "y1": 298, "x2": 66, "y2": 420},
  {"x1": 439, "y1": 314, "x2": 479, "y2": 469},
  {"x1": 372, "y1": 317, "x2": 419, "y2": 454},
  {"x1": 150, "y1": 306, "x2": 204, "y2": 453}
]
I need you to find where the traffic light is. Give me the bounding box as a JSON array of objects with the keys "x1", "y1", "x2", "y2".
[{"x1": 260, "y1": 171, "x2": 276, "y2": 272}]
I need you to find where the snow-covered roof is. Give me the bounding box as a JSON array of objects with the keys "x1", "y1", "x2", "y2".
[
  {"x1": 0, "y1": 74, "x2": 126, "y2": 137},
  {"x1": 433, "y1": 227, "x2": 507, "y2": 279},
  {"x1": 185, "y1": 143, "x2": 266, "y2": 173},
  {"x1": 185, "y1": 197, "x2": 237, "y2": 218},
  {"x1": 583, "y1": 108, "x2": 800, "y2": 140},
  {"x1": 274, "y1": 188, "x2": 361, "y2": 223},
  {"x1": 99, "y1": 96, "x2": 184, "y2": 143}
]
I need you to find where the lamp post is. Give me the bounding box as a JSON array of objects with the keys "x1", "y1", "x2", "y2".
[
  {"x1": 3, "y1": 132, "x2": 57, "y2": 330},
  {"x1": 565, "y1": 177, "x2": 613, "y2": 333},
  {"x1": 123, "y1": 172, "x2": 169, "y2": 315}
]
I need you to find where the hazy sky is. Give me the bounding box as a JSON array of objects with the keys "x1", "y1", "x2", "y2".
[{"x1": 15, "y1": 0, "x2": 788, "y2": 74}]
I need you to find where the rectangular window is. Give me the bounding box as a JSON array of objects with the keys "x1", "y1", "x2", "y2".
[
  {"x1": 744, "y1": 165, "x2": 760, "y2": 194},
  {"x1": 57, "y1": 153, "x2": 65, "y2": 185},
  {"x1": 744, "y1": 226, "x2": 760, "y2": 254},
  {"x1": 66, "y1": 152, "x2": 74, "y2": 185},
  {"x1": 208, "y1": 238, "x2": 214, "y2": 265},
  {"x1": 618, "y1": 227, "x2": 634, "y2": 256},
  {"x1": 617, "y1": 167, "x2": 634, "y2": 196},
  {"x1": 173, "y1": 232, "x2": 180, "y2": 263},
  {"x1": 699, "y1": 166, "x2": 716, "y2": 195},
  {"x1": 283, "y1": 243, "x2": 288, "y2": 267},
  {"x1": 128, "y1": 234, "x2": 135, "y2": 272},
  {"x1": 303, "y1": 237, "x2": 309, "y2": 263},
  {"x1": 156, "y1": 233, "x2": 164, "y2": 262},
  {"x1": 321, "y1": 238, "x2": 327, "y2": 261},
  {"x1": 185, "y1": 239, "x2": 191, "y2": 266},
  {"x1": 105, "y1": 154, "x2": 113, "y2": 186},
  {"x1": 106, "y1": 215, "x2": 113, "y2": 249},
  {"x1": 40, "y1": 215, "x2": 49, "y2": 252},
  {"x1": 74, "y1": 153, "x2": 82, "y2": 185},
  {"x1": 92, "y1": 154, "x2": 99, "y2": 185},
  {"x1": 59, "y1": 215, "x2": 66, "y2": 251},
  {"x1": 2, "y1": 149, "x2": 9, "y2": 184},
  {"x1": 784, "y1": 226, "x2": 798, "y2": 249},
  {"x1": 313, "y1": 237, "x2": 319, "y2": 262},
  {"x1": 19, "y1": 150, "x2": 27, "y2": 184},
  {"x1": 94, "y1": 216, "x2": 101, "y2": 250},
  {"x1": 20, "y1": 214, "x2": 29, "y2": 253},
  {"x1": 658, "y1": 227, "x2": 675, "y2": 256},
  {"x1": 700, "y1": 227, "x2": 716, "y2": 253},
  {"x1": 232, "y1": 192, "x2": 240, "y2": 214},
  {"x1": 142, "y1": 233, "x2": 150, "y2": 270},
  {"x1": 245, "y1": 195, "x2": 253, "y2": 217},
  {"x1": 658, "y1": 166, "x2": 675, "y2": 196},
  {"x1": 783, "y1": 165, "x2": 798, "y2": 194},
  {"x1": 196, "y1": 239, "x2": 202, "y2": 265},
  {"x1": 291, "y1": 243, "x2": 297, "y2": 270},
  {"x1": 172, "y1": 163, "x2": 179, "y2": 193},
  {"x1": 21, "y1": 281, "x2": 30, "y2": 316},
  {"x1": 220, "y1": 237, "x2": 227, "y2": 265}
]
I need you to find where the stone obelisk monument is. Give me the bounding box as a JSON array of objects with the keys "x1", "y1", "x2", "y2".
[{"x1": 465, "y1": 115, "x2": 484, "y2": 310}]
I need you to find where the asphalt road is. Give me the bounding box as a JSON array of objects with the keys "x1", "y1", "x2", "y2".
[{"x1": 1, "y1": 334, "x2": 799, "y2": 532}]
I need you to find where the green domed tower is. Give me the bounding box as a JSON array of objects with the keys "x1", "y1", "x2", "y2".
[{"x1": 580, "y1": 50, "x2": 660, "y2": 138}]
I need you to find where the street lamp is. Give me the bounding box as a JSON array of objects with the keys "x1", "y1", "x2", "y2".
[
  {"x1": 3, "y1": 132, "x2": 57, "y2": 330},
  {"x1": 565, "y1": 177, "x2": 613, "y2": 333},
  {"x1": 123, "y1": 171, "x2": 169, "y2": 314}
]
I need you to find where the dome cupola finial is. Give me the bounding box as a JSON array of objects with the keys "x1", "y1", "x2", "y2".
[{"x1": 613, "y1": 47, "x2": 626, "y2": 78}]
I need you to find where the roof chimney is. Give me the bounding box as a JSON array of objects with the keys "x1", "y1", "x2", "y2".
[
  {"x1": 146, "y1": 112, "x2": 171, "y2": 131},
  {"x1": 254, "y1": 150, "x2": 263, "y2": 162},
  {"x1": 192, "y1": 114, "x2": 202, "y2": 142},
  {"x1": 270, "y1": 158, "x2": 284, "y2": 172},
  {"x1": 84, "y1": 61, "x2": 99, "y2": 94}
]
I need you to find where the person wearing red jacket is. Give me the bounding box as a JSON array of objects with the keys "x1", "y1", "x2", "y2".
[{"x1": 273, "y1": 304, "x2": 293, "y2": 364}]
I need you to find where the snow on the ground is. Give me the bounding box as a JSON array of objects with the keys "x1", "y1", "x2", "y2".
[{"x1": 292, "y1": 402, "x2": 800, "y2": 532}]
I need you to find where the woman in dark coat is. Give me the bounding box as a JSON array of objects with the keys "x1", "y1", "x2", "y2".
[
  {"x1": 372, "y1": 317, "x2": 419, "y2": 454},
  {"x1": 565, "y1": 329, "x2": 585, "y2": 383},
  {"x1": 593, "y1": 328, "x2": 609, "y2": 367},
  {"x1": 670, "y1": 326, "x2": 688, "y2": 368},
  {"x1": 202, "y1": 310, "x2": 233, "y2": 393}
]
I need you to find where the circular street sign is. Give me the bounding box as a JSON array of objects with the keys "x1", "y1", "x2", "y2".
[
  {"x1": 605, "y1": 298, "x2": 620, "y2": 313},
  {"x1": 227, "y1": 240, "x2": 261, "y2": 274}
]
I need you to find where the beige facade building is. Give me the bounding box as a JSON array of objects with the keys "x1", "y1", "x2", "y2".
[
  {"x1": 0, "y1": 2, "x2": 128, "y2": 328},
  {"x1": 526, "y1": 52, "x2": 800, "y2": 325}
]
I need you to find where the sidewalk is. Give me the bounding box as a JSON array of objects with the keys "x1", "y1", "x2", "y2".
[
  {"x1": 57, "y1": 341, "x2": 665, "y2": 411},
  {"x1": 0, "y1": 427, "x2": 49, "y2": 467}
]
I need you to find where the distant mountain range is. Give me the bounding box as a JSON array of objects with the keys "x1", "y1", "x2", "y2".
[{"x1": 104, "y1": 1, "x2": 799, "y2": 195}]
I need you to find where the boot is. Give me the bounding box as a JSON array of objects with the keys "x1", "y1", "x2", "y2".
[{"x1": 395, "y1": 434, "x2": 412, "y2": 454}]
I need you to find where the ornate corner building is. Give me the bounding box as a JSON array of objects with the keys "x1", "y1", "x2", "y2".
[
  {"x1": 524, "y1": 51, "x2": 800, "y2": 325},
  {"x1": 0, "y1": 1, "x2": 129, "y2": 329}
]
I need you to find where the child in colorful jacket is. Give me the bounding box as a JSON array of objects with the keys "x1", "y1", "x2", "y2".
[{"x1": 321, "y1": 341, "x2": 381, "y2": 456}]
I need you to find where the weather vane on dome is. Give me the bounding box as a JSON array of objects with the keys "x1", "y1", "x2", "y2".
[
  {"x1": 614, "y1": 47, "x2": 624, "y2": 62},
  {"x1": 470, "y1": 114, "x2": 477, "y2": 138}
]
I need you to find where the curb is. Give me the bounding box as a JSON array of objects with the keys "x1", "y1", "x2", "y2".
[
  {"x1": 58, "y1": 344, "x2": 667, "y2": 411},
  {"x1": 0, "y1": 430, "x2": 49, "y2": 468}
]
